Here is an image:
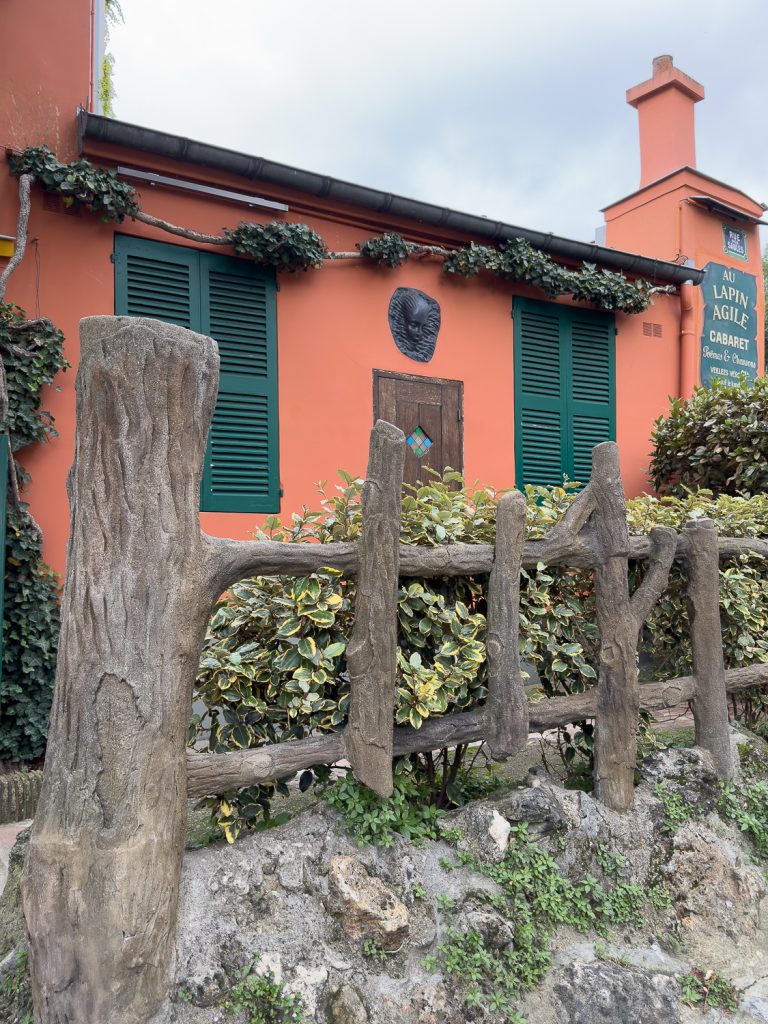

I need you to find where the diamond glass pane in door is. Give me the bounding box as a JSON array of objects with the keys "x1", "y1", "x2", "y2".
[{"x1": 406, "y1": 426, "x2": 433, "y2": 458}]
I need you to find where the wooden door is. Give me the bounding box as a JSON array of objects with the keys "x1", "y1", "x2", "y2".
[{"x1": 373, "y1": 370, "x2": 463, "y2": 488}]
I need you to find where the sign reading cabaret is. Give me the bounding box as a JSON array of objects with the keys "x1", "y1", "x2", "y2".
[{"x1": 699, "y1": 262, "x2": 758, "y2": 387}]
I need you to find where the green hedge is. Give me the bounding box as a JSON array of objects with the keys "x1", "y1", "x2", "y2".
[
  {"x1": 190, "y1": 475, "x2": 768, "y2": 842},
  {"x1": 650, "y1": 376, "x2": 768, "y2": 496}
]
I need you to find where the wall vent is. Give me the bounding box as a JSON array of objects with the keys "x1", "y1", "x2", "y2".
[
  {"x1": 42, "y1": 193, "x2": 81, "y2": 216},
  {"x1": 642, "y1": 322, "x2": 663, "y2": 337}
]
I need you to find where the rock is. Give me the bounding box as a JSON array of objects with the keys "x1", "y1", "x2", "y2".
[
  {"x1": 444, "y1": 803, "x2": 509, "y2": 864},
  {"x1": 488, "y1": 809, "x2": 511, "y2": 853},
  {"x1": 0, "y1": 826, "x2": 30, "y2": 957},
  {"x1": 496, "y1": 778, "x2": 570, "y2": 839},
  {"x1": 328, "y1": 983, "x2": 369, "y2": 1024},
  {"x1": 742, "y1": 976, "x2": 768, "y2": 1021},
  {"x1": 464, "y1": 909, "x2": 514, "y2": 950},
  {"x1": 328, "y1": 855, "x2": 409, "y2": 951},
  {"x1": 662, "y1": 821, "x2": 768, "y2": 949},
  {"x1": 7, "y1": 740, "x2": 768, "y2": 1024},
  {"x1": 284, "y1": 963, "x2": 328, "y2": 1016},
  {"x1": 408, "y1": 904, "x2": 438, "y2": 949},
  {"x1": 569, "y1": 787, "x2": 657, "y2": 886},
  {"x1": 373, "y1": 976, "x2": 460, "y2": 1024},
  {"x1": 640, "y1": 746, "x2": 721, "y2": 816},
  {"x1": 553, "y1": 961, "x2": 682, "y2": 1023}
]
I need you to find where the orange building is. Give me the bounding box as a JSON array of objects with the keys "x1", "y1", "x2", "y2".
[{"x1": 1, "y1": 1, "x2": 764, "y2": 580}]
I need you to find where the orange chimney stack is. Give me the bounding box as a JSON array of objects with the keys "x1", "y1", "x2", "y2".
[{"x1": 627, "y1": 55, "x2": 705, "y2": 187}]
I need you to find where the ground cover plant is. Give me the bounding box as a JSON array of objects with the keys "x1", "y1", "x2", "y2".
[
  {"x1": 678, "y1": 968, "x2": 739, "y2": 1012},
  {"x1": 653, "y1": 739, "x2": 768, "y2": 860},
  {"x1": 224, "y1": 960, "x2": 305, "y2": 1024},
  {"x1": 421, "y1": 827, "x2": 655, "y2": 1021},
  {"x1": 190, "y1": 471, "x2": 768, "y2": 842}
]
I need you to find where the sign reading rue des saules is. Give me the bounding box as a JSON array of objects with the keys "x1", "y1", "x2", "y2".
[{"x1": 699, "y1": 262, "x2": 758, "y2": 386}]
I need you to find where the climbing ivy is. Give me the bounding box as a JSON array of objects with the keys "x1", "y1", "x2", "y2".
[
  {"x1": 0, "y1": 505, "x2": 61, "y2": 762},
  {"x1": 442, "y1": 238, "x2": 660, "y2": 314},
  {"x1": 358, "y1": 231, "x2": 411, "y2": 268},
  {"x1": 9, "y1": 146, "x2": 139, "y2": 222},
  {"x1": 9, "y1": 146, "x2": 668, "y2": 312},
  {"x1": 0, "y1": 305, "x2": 66, "y2": 763},
  {"x1": 0, "y1": 306, "x2": 68, "y2": 450},
  {"x1": 225, "y1": 221, "x2": 328, "y2": 271}
]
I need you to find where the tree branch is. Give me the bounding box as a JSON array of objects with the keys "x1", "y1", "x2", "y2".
[
  {"x1": 185, "y1": 663, "x2": 768, "y2": 797},
  {"x1": 132, "y1": 209, "x2": 230, "y2": 246},
  {"x1": 0, "y1": 174, "x2": 33, "y2": 304},
  {"x1": 629, "y1": 525, "x2": 678, "y2": 634}
]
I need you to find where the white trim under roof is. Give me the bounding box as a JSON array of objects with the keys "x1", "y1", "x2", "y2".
[{"x1": 116, "y1": 166, "x2": 289, "y2": 213}]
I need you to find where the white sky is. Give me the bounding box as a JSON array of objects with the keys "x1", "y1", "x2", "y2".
[{"x1": 109, "y1": 0, "x2": 767, "y2": 244}]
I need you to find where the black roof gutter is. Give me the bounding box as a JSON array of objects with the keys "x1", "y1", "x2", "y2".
[{"x1": 79, "y1": 111, "x2": 705, "y2": 288}]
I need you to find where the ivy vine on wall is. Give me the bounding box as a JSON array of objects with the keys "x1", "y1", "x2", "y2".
[
  {"x1": 9, "y1": 147, "x2": 673, "y2": 313},
  {"x1": 9, "y1": 147, "x2": 139, "y2": 222},
  {"x1": 0, "y1": 305, "x2": 68, "y2": 763}
]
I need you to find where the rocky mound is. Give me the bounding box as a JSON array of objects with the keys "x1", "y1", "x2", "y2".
[{"x1": 3, "y1": 733, "x2": 768, "y2": 1024}]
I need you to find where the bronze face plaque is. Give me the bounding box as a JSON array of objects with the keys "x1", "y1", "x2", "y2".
[{"x1": 388, "y1": 287, "x2": 441, "y2": 362}]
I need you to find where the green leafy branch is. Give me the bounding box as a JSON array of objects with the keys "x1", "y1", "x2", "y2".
[
  {"x1": 9, "y1": 146, "x2": 139, "y2": 222},
  {"x1": 442, "y1": 237, "x2": 664, "y2": 314},
  {"x1": 9, "y1": 147, "x2": 668, "y2": 311}
]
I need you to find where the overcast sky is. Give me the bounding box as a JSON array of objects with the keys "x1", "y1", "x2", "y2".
[{"x1": 109, "y1": 1, "x2": 767, "y2": 244}]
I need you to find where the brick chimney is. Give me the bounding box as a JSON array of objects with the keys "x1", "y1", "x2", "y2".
[{"x1": 627, "y1": 55, "x2": 705, "y2": 187}]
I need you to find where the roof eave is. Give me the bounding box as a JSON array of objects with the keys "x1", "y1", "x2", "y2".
[{"x1": 78, "y1": 111, "x2": 705, "y2": 288}]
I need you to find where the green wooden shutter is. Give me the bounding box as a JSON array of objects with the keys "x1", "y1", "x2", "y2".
[
  {"x1": 199, "y1": 254, "x2": 279, "y2": 512},
  {"x1": 114, "y1": 235, "x2": 198, "y2": 329},
  {"x1": 114, "y1": 235, "x2": 280, "y2": 513},
  {"x1": 514, "y1": 298, "x2": 615, "y2": 488},
  {"x1": 514, "y1": 301, "x2": 566, "y2": 486},
  {"x1": 569, "y1": 312, "x2": 615, "y2": 484}
]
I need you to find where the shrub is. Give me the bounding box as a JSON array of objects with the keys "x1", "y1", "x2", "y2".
[
  {"x1": 191, "y1": 475, "x2": 768, "y2": 842},
  {"x1": 650, "y1": 376, "x2": 768, "y2": 496}
]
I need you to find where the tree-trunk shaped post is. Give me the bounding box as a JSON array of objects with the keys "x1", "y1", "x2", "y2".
[
  {"x1": 591, "y1": 442, "x2": 678, "y2": 812},
  {"x1": 590, "y1": 443, "x2": 637, "y2": 811},
  {"x1": 486, "y1": 490, "x2": 529, "y2": 757},
  {"x1": 684, "y1": 518, "x2": 734, "y2": 779},
  {"x1": 344, "y1": 420, "x2": 405, "y2": 797},
  {"x1": 21, "y1": 316, "x2": 220, "y2": 1024}
]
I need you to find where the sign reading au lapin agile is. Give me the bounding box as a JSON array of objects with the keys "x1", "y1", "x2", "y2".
[{"x1": 699, "y1": 262, "x2": 758, "y2": 386}]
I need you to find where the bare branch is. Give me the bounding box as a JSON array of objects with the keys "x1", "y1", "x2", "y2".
[
  {"x1": 629, "y1": 525, "x2": 678, "y2": 633},
  {"x1": 0, "y1": 174, "x2": 33, "y2": 304},
  {"x1": 132, "y1": 209, "x2": 230, "y2": 246}
]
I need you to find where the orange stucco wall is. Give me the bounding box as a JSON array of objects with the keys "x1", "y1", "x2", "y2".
[
  {"x1": 604, "y1": 170, "x2": 765, "y2": 395},
  {"x1": 0, "y1": 147, "x2": 686, "y2": 578},
  {"x1": 0, "y1": 0, "x2": 93, "y2": 158},
  {"x1": 0, "y1": 5, "x2": 737, "y2": 579}
]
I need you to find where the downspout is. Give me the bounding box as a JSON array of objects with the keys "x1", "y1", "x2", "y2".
[
  {"x1": 677, "y1": 197, "x2": 698, "y2": 398},
  {"x1": 679, "y1": 282, "x2": 697, "y2": 398}
]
